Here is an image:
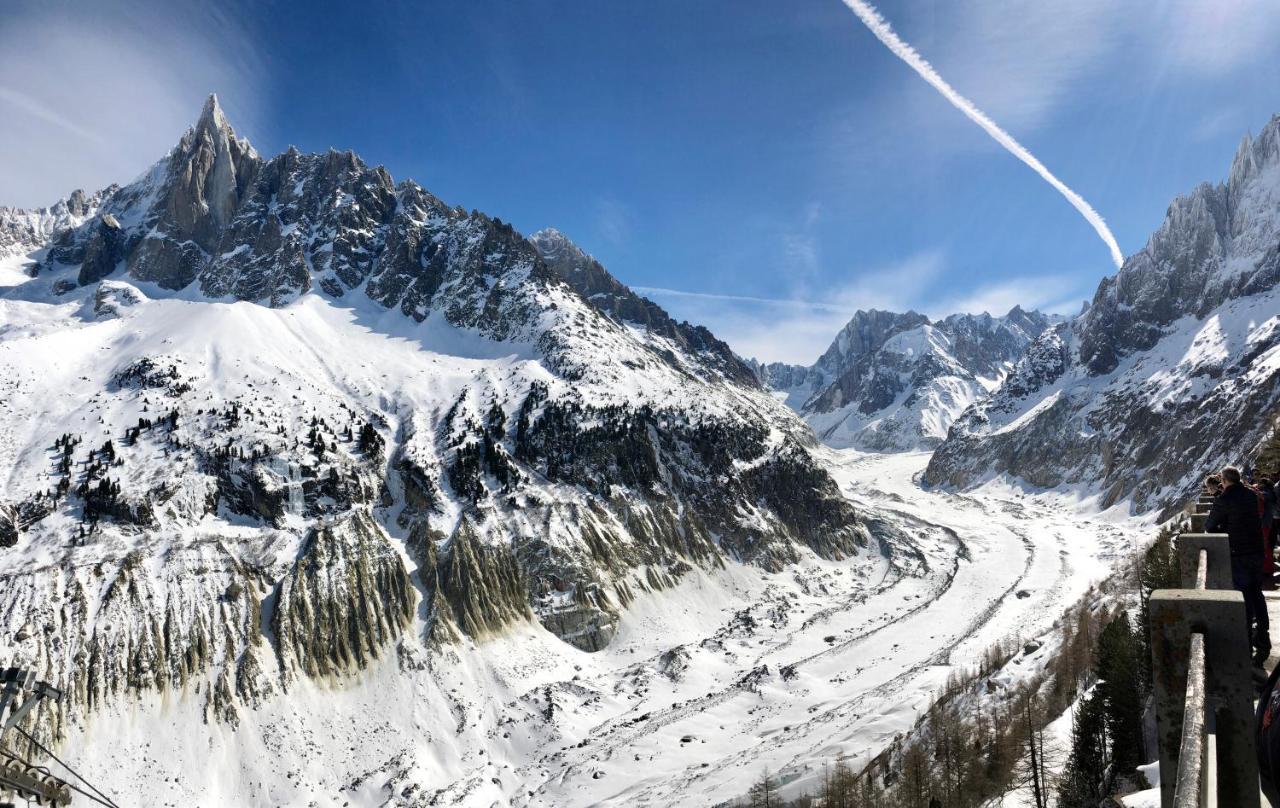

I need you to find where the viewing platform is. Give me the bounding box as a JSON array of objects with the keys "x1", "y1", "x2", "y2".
[{"x1": 1141, "y1": 494, "x2": 1280, "y2": 807}]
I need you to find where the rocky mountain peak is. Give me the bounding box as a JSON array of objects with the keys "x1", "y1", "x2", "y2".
[
  {"x1": 1228, "y1": 114, "x2": 1280, "y2": 191},
  {"x1": 529, "y1": 226, "x2": 759, "y2": 386},
  {"x1": 529, "y1": 227, "x2": 575, "y2": 256},
  {"x1": 818, "y1": 309, "x2": 930, "y2": 368},
  {"x1": 928, "y1": 114, "x2": 1280, "y2": 515},
  {"x1": 1078, "y1": 114, "x2": 1280, "y2": 376},
  {"x1": 192, "y1": 93, "x2": 257, "y2": 159},
  {"x1": 178, "y1": 94, "x2": 260, "y2": 232},
  {"x1": 1, "y1": 93, "x2": 882, "y2": 734},
  {"x1": 761, "y1": 305, "x2": 1056, "y2": 451}
]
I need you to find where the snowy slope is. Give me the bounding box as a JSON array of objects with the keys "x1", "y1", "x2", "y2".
[
  {"x1": 0, "y1": 94, "x2": 1159, "y2": 808},
  {"x1": 13, "y1": 444, "x2": 1145, "y2": 807},
  {"x1": 755, "y1": 307, "x2": 1057, "y2": 451},
  {"x1": 0, "y1": 95, "x2": 894, "y2": 796},
  {"x1": 927, "y1": 116, "x2": 1280, "y2": 516}
]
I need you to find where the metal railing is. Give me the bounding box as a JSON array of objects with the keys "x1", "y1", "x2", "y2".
[{"x1": 1149, "y1": 495, "x2": 1259, "y2": 808}]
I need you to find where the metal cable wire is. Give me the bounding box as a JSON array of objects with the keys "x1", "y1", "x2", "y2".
[
  {"x1": 12, "y1": 727, "x2": 121, "y2": 808},
  {"x1": 1, "y1": 749, "x2": 72, "y2": 807}
]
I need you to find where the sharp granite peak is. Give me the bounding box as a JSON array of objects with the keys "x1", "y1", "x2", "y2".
[
  {"x1": 0, "y1": 96, "x2": 900, "y2": 797},
  {"x1": 754, "y1": 305, "x2": 1060, "y2": 451},
  {"x1": 927, "y1": 114, "x2": 1280, "y2": 515}
]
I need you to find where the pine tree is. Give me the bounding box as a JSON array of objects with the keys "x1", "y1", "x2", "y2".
[
  {"x1": 1024, "y1": 699, "x2": 1048, "y2": 808},
  {"x1": 1056, "y1": 690, "x2": 1109, "y2": 807},
  {"x1": 820, "y1": 757, "x2": 857, "y2": 808},
  {"x1": 1096, "y1": 613, "x2": 1143, "y2": 778},
  {"x1": 897, "y1": 741, "x2": 934, "y2": 808},
  {"x1": 1138, "y1": 525, "x2": 1180, "y2": 693},
  {"x1": 931, "y1": 699, "x2": 971, "y2": 807}
]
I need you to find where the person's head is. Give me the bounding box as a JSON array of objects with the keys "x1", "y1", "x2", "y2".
[
  {"x1": 1222, "y1": 466, "x2": 1242, "y2": 487},
  {"x1": 1206, "y1": 473, "x2": 1223, "y2": 493}
]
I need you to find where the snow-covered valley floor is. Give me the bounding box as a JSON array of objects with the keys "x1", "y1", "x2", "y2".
[{"x1": 54, "y1": 450, "x2": 1149, "y2": 808}]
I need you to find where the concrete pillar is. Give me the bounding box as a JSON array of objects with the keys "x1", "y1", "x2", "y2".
[
  {"x1": 1194, "y1": 502, "x2": 1212, "y2": 516},
  {"x1": 1190, "y1": 513, "x2": 1208, "y2": 533},
  {"x1": 1149, "y1": 589, "x2": 1257, "y2": 808},
  {"x1": 1176, "y1": 533, "x2": 1232, "y2": 589}
]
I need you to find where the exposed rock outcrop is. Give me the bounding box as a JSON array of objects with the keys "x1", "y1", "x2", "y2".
[{"x1": 273, "y1": 511, "x2": 415, "y2": 679}]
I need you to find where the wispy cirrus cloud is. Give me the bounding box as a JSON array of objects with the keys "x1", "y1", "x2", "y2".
[
  {"x1": 593, "y1": 196, "x2": 636, "y2": 247},
  {"x1": 638, "y1": 250, "x2": 946, "y2": 364},
  {"x1": 638, "y1": 250, "x2": 1089, "y2": 364}
]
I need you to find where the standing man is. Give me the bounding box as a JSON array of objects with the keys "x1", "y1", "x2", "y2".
[{"x1": 1208, "y1": 466, "x2": 1269, "y2": 664}]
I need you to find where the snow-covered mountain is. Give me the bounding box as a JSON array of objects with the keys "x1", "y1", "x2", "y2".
[
  {"x1": 755, "y1": 307, "x2": 1057, "y2": 451},
  {"x1": 0, "y1": 96, "x2": 902, "y2": 797},
  {"x1": 926, "y1": 116, "x2": 1280, "y2": 516},
  {"x1": 0, "y1": 188, "x2": 106, "y2": 260},
  {"x1": 529, "y1": 227, "x2": 758, "y2": 386}
]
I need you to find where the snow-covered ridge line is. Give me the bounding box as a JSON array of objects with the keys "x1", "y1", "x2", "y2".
[{"x1": 751, "y1": 306, "x2": 1060, "y2": 452}]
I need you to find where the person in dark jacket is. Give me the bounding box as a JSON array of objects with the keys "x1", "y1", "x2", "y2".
[{"x1": 1207, "y1": 466, "x2": 1269, "y2": 662}]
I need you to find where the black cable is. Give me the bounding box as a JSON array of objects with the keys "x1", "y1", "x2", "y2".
[
  {"x1": 12, "y1": 727, "x2": 121, "y2": 808},
  {"x1": 54, "y1": 777, "x2": 120, "y2": 808},
  {"x1": 1, "y1": 754, "x2": 94, "y2": 808}
]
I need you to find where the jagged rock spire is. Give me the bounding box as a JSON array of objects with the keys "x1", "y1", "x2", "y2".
[
  {"x1": 193, "y1": 93, "x2": 255, "y2": 156},
  {"x1": 174, "y1": 94, "x2": 259, "y2": 233}
]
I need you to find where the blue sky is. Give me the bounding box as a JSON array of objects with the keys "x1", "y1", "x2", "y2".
[{"x1": 4, "y1": 1, "x2": 1280, "y2": 362}]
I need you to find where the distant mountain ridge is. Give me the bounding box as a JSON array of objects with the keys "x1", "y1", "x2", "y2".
[{"x1": 753, "y1": 306, "x2": 1059, "y2": 451}]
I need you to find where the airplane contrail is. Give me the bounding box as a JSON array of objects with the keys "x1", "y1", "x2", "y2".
[{"x1": 840, "y1": 0, "x2": 1125, "y2": 269}]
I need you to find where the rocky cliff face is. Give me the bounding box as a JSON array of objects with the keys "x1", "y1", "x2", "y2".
[
  {"x1": 927, "y1": 116, "x2": 1280, "y2": 515},
  {"x1": 756, "y1": 307, "x2": 1056, "y2": 451},
  {"x1": 0, "y1": 96, "x2": 883, "y2": 750}
]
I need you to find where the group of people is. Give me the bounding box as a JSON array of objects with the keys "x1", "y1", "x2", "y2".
[{"x1": 1203, "y1": 465, "x2": 1280, "y2": 665}]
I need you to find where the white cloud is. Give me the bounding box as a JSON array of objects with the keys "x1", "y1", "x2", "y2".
[
  {"x1": 895, "y1": 1, "x2": 1119, "y2": 132},
  {"x1": 933, "y1": 274, "x2": 1083, "y2": 320},
  {"x1": 779, "y1": 201, "x2": 824, "y2": 292},
  {"x1": 1156, "y1": 0, "x2": 1280, "y2": 77},
  {"x1": 1191, "y1": 107, "x2": 1247, "y2": 144},
  {"x1": 0, "y1": 4, "x2": 264, "y2": 208},
  {"x1": 827, "y1": 0, "x2": 1280, "y2": 162},
  {"x1": 842, "y1": 0, "x2": 1124, "y2": 268},
  {"x1": 631, "y1": 287, "x2": 851, "y2": 315}
]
